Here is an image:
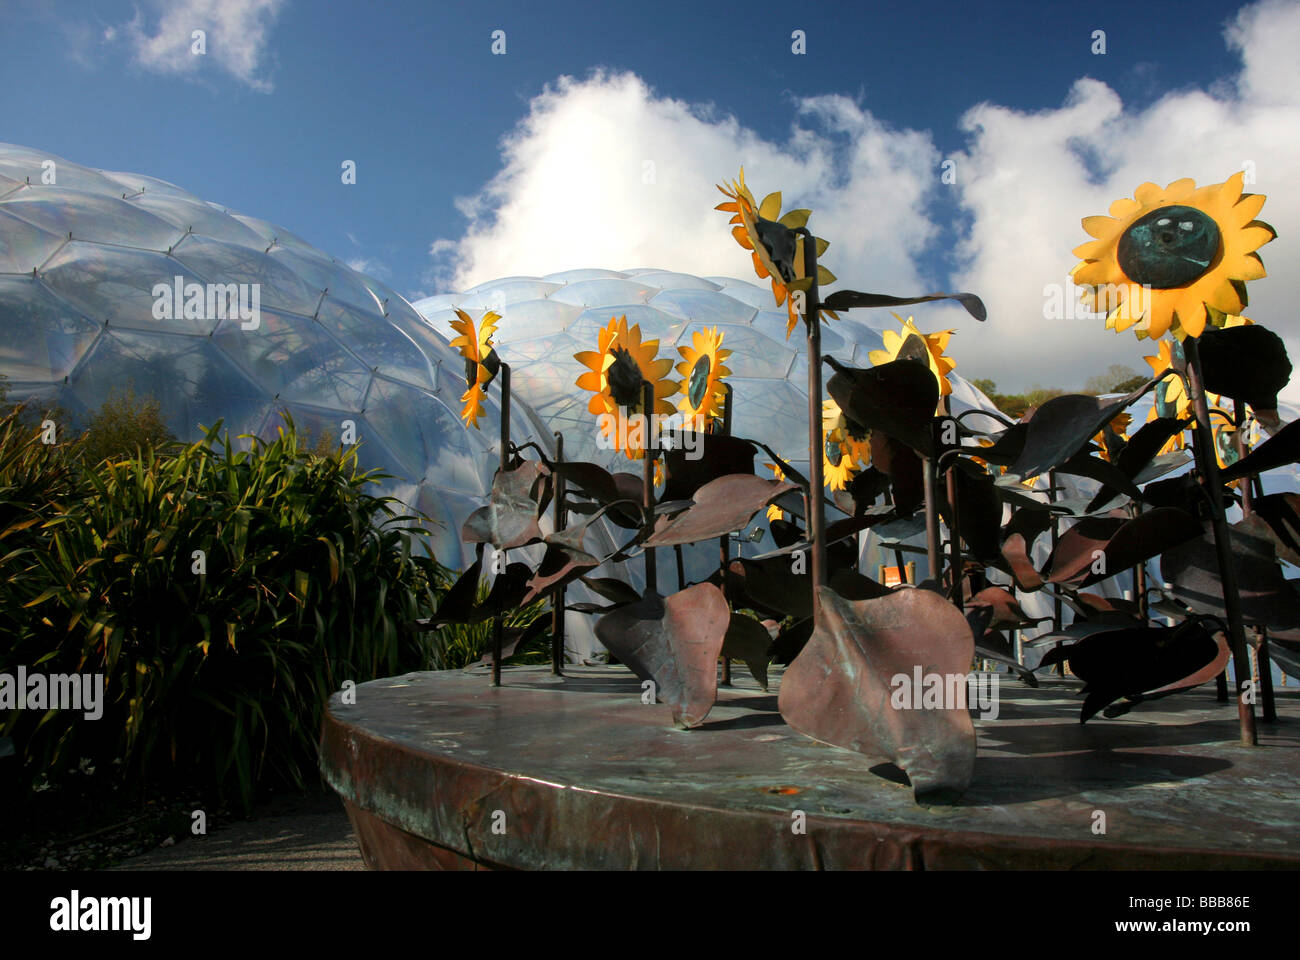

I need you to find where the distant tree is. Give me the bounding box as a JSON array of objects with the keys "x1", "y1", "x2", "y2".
[
  {"x1": 994, "y1": 393, "x2": 1030, "y2": 419},
  {"x1": 1084, "y1": 364, "x2": 1146, "y2": 395},
  {"x1": 1023, "y1": 385, "x2": 1065, "y2": 408},
  {"x1": 78, "y1": 385, "x2": 175, "y2": 466}
]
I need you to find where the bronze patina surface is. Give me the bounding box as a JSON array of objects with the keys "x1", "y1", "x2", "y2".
[{"x1": 320, "y1": 665, "x2": 1300, "y2": 870}]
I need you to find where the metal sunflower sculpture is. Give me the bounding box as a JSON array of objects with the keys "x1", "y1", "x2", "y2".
[
  {"x1": 765, "y1": 462, "x2": 788, "y2": 522},
  {"x1": 675, "y1": 326, "x2": 732, "y2": 425},
  {"x1": 716, "y1": 167, "x2": 837, "y2": 338},
  {"x1": 1093, "y1": 412, "x2": 1131, "y2": 462},
  {"x1": 822, "y1": 398, "x2": 869, "y2": 491},
  {"x1": 448, "y1": 308, "x2": 501, "y2": 429},
  {"x1": 1070, "y1": 172, "x2": 1275, "y2": 340},
  {"x1": 1143, "y1": 339, "x2": 1193, "y2": 451},
  {"x1": 574, "y1": 314, "x2": 678, "y2": 459},
  {"x1": 867, "y1": 314, "x2": 957, "y2": 409}
]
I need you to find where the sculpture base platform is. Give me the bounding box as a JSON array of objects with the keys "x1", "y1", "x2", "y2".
[{"x1": 319, "y1": 665, "x2": 1300, "y2": 870}]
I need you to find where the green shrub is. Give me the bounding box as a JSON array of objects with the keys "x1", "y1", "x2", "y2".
[
  {"x1": 75, "y1": 385, "x2": 175, "y2": 467},
  {"x1": 1, "y1": 414, "x2": 452, "y2": 813},
  {"x1": 421, "y1": 585, "x2": 551, "y2": 670}
]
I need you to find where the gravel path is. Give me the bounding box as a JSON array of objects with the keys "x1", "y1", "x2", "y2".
[{"x1": 111, "y1": 790, "x2": 365, "y2": 871}]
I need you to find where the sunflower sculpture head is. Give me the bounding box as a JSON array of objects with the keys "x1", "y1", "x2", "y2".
[
  {"x1": 1093, "y1": 412, "x2": 1132, "y2": 462},
  {"x1": 868, "y1": 314, "x2": 957, "y2": 407},
  {"x1": 676, "y1": 326, "x2": 732, "y2": 425},
  {"x1": 716, "y1": 167, "x2": 837, "y2": 338},
  {"x1": 1070, "y1": 172, "x2": 1276, "y2": 341},
  {"x1": 1142, "y1": 339, "x2": 1193, "y2": 451},
  {"x1": 575, "y1": 315, "x2": 678, "y2": 459},
  {"x1": 822, "y1": 398, "x2": 870, "y2": 491},
  {"x1": 765, "y1": 462, "x2": 788, "y2": 522},
  {"x1": 448, "y1": 308, "x2": 501, "y2": 429}
]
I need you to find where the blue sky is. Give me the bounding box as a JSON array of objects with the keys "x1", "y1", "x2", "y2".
[{"x1": 4, "y1": 0, "x2": 1297, "y2": 390}]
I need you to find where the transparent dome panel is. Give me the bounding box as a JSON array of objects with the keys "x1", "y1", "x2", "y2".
[
  {"x1": 728, "y1": 378, "x2": 808, "y2": 459},
  {"x1": 227, "y1": 214, "x2": 317, "y2": 252},
  {"x1": 461, "y1": 278, "x2": 563, "y2": 305},
  {"x1": 0, "y1": 157, "x2": 127, "y2": 197},
  {"x1": 269, "y1": 246, "x2": 383, "y2": 315},
  {"x1": 0, "y1": 208, "x2": 65, "y2": 274},
  {"x1": 548, "y1": 278, "x2": 658, "y2": 308},
  {"x1": 701, "y1": 277, "x2": 777, "y2": 309},
  {"x1": 98, "y1": 170, "x2": 196, "y2": 201},
  {"x1": 362, "y1": 377, "x2": 487, "y2": 495},
  {"x1": 259, "y1": 403, "x2": 400, "y2": 475},
  {"x1": 170, "y1": 234, "x2": 323, "y2": 318},
  {"x1": 406, "y1": 483, "x2": 469, "y2": 567},
  {"x1": 627, "y1": 271, "x2": 721, "y2": 291},
  {"x1": 0, "y1": 276, "x2": 100, "y2": 381},
  {"x1": 649, "y1": 287, "x2": 757, "y2": 326},
  {"x1": 750, "y1": 308, "x2": 802, "y2": 345},
  {"x1": 685, "y1": 322, "x2": 795, "y2": 380},
  {"x1": 41, "y1": 243, "x2": 219, "y2": 335},
  {"x1": 492, "y1": 298, "x2": 584, "y2": 343},
  {"x1": 211, "y1": 305, "x2": 371, "y2": 410},
  {"x1": 71, "y1": 331, "x2": 269, "y2": 439},
  {"x1": 409, "y1": 293, "x2": 461, "y2": 315},
  {"x1": 542, "y1": 268, "x2": 628, "y2": 283},
  {"x1": 567, "y1": 303, "x2": 684, "y2": 345},
  {"x1": 315, "y1": 298, "x2": 436, "y2": 391},
  {"x1": 130, "y1": 193, "x2": 266, "y2": 246},
  {"x1": 3, "y1": 188, "x2": 184, "y2": 251}
]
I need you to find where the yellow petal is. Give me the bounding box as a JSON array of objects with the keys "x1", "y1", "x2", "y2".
[
  {"x1": 1081, "y1": 215, "x2": 1117, "y2": 239},
  {"x1": 758, "y1": 191, "x2": 782, "y2": 220},
  {"x1": 779, "y1": 209, "x2": 811, "y2": 229}
]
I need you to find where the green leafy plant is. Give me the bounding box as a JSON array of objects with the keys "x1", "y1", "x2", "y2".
[
  {"x1": 1, "y1": 412, "x2": 452, "y2": 813},
  {"x1": 421, "y1": 584, "x2": 550, "y2": 670}
]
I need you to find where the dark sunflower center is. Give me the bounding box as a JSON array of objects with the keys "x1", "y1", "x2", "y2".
[
  {"x1": 1215, "y1": 428, "x2": 1240, "y2": 466},
  {"x1": 755, "y1": 216, "x2": 798, "y2": 284},
  {"x1": 688, "y1": 355, "x2": 712, "y2": 408},
  {"x1": 896, "y1": 333, "x2": 930, "y2": 365},
  {"x1": 607, "y1": 346, "x2": 645, "y2": 409},
  {"x1": 1117, "y1": 205, "x2": 1220, "y2": 289},
  {"x1": 825, "y1": 437, "x2": 843, "y2": 466},
  {"x1": 1154, "y1": 380, "x2": 1175, "y2": 419}
]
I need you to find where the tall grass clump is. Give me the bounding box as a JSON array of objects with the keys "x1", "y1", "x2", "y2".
[{"x1": 1, "y1": 407, "x2": 451, "y2": 812}]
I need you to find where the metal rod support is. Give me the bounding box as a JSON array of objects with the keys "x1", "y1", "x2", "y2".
[{"x1": 1184, "y1": 337, "x2": 1256, "y2": 746}]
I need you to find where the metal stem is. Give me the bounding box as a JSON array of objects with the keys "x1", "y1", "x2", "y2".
[
  {"x1": 945, "y1": 456, "x2": 963, "y2": 611},
  {"x1": 922, "y1": 455, "x2": 941, "y2": 586},
  {"x1": 492, "y1": 362, "x2": 511, "y2": 687},
  {"x1": 799, "y1": 231, "x2": 827, "y2": 605},
  {"x1": 1048, "y1": 469, "x2": 1064, "y2": 676},
  {"x1": 550, "y1": 430, "x2": 565, "y2": 676},
  {"x1": 642, "y1": 379, "x2": 657, "y2": 596},
  {"x1": 1183, "y1": 337, "x2": 1257, "y2": 746},
  {"x1": 1234, "y1": 399, "x2": 1276, "y2": 723}
]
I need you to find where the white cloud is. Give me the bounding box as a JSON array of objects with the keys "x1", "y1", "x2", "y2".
[
  {"x1": 118, "y1": 0, "x2": 285, "y2": 92},
  {"x1": 346, "y1": 256, "x2": 390, "y2": 280},
  {"x1": 951, "y1": 0, "x2": 1300, "y2": 395},
  {"x1": 426, "y1": 70, "x2": 942, "y2": 304},
  {"x1": 429, "y1": 1, "x2": 1300, "y2": 398}
]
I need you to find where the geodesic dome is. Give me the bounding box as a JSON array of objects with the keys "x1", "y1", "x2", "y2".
[
  {"x1": 0, "y1": 142, "x2": 564, "y2": 572},
  {"x1": 414, "y1": 270, "x2": 1004, "y2": 589},
  {"x1": 414, "y1": 270, "x2": 1002, "y2": 479}
]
